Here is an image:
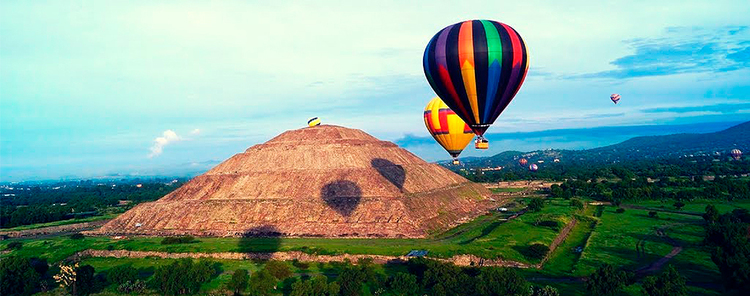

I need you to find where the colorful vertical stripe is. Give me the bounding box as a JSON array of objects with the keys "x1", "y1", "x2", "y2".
[
  {"x1": 423, "y1": 20, "x2": 529, "y2": 136},
  {"x1": 423, "y1": 97, "x2": 475, "y2": 158}
]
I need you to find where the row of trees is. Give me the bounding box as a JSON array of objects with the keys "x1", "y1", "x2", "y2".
[
  {"x1": 550, "y1": 176, "x2": 750, "y2": 204},
  {"x1": 462, "y1": 156, "x2": 750, "y2": 183},
  {"x1": 703, "y1": 205, "x2": 750, "y2": 294},
  {"x1": 0, "y1": 181, "x2": 183, "y2": 228}
]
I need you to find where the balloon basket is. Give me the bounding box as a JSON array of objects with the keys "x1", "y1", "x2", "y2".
[{"x1": 475, "y1": 138, "x2": 489, "y2": 149}]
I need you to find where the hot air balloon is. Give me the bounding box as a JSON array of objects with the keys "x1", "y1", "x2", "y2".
[
  {"x1": 610, "y1": 94, "x2": 621, "y2": 104},
  {"x1": 423, "y1": 20, "x2": 529, "y2": 149},
  {"x1": 424, "y1": 97, "x2": 475, "y2": 165},
  {"x1": 529, "y1": 163, "x2": 538, "y2": 172},
  {"x1": 519, "y1": 158, "x2": 528, "y2": 167},
  {"x1": 308, "y1": 117, "x2": 321, "y2": 127},
  {"x1": 731, "y1": 149, "x2": 743, "y2": 160}
]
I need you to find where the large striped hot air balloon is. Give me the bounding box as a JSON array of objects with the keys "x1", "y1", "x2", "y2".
[
  {"x1": 731, "y1": 149, "x2": 743, "y2": 160},
  {"x1": 424, "y1": 97, "x2": 475, "y2": 164},
  {"x1": 611, "y1": 94, "x2": 621, "y2": 104},
  {"x1": 519, "y1": 158, "x2": 528, "y2": 167},
  {"x1": 423, "y1": 20, "x2": 529, "y2": 148},
  {"x1": 529, "y1": 163, "x2": 538, "y2": 172}
]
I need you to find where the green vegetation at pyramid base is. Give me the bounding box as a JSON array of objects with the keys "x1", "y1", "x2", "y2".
[
  {"x1": 0, "y1": 198, "x2": 579, "y2": 266},
  {"x1": 489, "y1": 187, "x2": 526, "y2": 193}
]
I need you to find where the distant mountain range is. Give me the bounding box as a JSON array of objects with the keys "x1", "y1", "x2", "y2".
[{"x1": 453, "y1": 121, "x2": 750, "y2": 168}]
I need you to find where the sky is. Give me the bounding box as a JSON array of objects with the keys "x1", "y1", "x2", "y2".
[{"x1": 1, "y1": 0, "x2": 750, "y2": 181}]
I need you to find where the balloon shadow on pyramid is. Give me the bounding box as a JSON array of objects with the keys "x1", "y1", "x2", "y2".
[
  {"x1": 321, "y1": 180, "x2": 362, "y2": 217},
  {"x1": 370, "y1": 158, "x2": 406, "y2": 191}
]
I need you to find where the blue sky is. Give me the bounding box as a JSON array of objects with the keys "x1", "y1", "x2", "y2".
[{"x1": 1, "y1": 0, "x2": 749, "y2": 181}]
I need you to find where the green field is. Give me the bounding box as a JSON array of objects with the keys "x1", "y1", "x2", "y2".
[{"x1": 2, "y1": 197, "x2": 742, "y2": 295}]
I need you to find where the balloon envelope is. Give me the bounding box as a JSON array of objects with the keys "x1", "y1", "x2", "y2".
[
  {"x1": 308, "y1": 117, "x2": 321, "y2": 127},
  {"x1": 519, "y1": 158, "x2": 528, "y2": 166},
  {"x1": 529, "y1": 164, "x2": 538, "y2": 171},
  {"x1": 424, "y1": 97, "x2": 475, "y2": 160},
  {"x1": 610, "y1": 94, "x2": 621, "y2": 104},
  {"x1": 731, "y1": 149, "x2": 743, "y2": 160},
  {"x1": 423, "y1": 20, "x2": 529, "y2": 136}
]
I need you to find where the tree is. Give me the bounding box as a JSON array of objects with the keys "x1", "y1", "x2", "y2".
[
  {"x1": 152, "y1": 259, "x2": 216, "y2": 295},
  {"x1": 0, "y1": 256, "x2": 39, "y2": 296},
  {"x1": 476, "y1": 267, "x2": 530, "y2": 296},
  {"x1": 550, "y1": 185, "x2": 563, "y2": 198},
  {"x1": 74, "y1": 265, "x2": 95, "y2": 296},
  {"x1": 106, "y1": 264, "x2": 138, "y2": 286},
  {"x1": 704, "y1": 212, "x2": 750, "y2": 293},
  {"x1": 585, "y1": 264, "x2": 630, "y2": 296},
  {"x1": 570, "y1": 198, "x2": 584, "y2": 210},
  {"x1": 389, "y1": 272, "x2": 418, "y2": 296},
  {"x1": 531, "y1": 285, "x2": 560, "y2": 296},
  {"x1": 248, "y1": 269, "x2": 276, "y2": 296},
  {"x1": 264, "y1": 260, "x2": 292, "y2": 280},
  {"x1": 641, "y1": 265, "x2": 686, "y2": 296},
  {"x1": 290, "y1": 275, "x2": 339, "y2": 296},
  {"x1": 226, "y1": 269, "x2": 249, "y2": 296},
  {"x1": 703, "y1": 204, "x2": 719, "y2": 223},
  {"x1": 338, "y1": 267, "x2": 364, "y2": 296},
  {"x1": 673, "y1": 202, "x2": 685, "y2": 211},
  {"x1": 528, "y1": 198, "x2": 545, "y2": 212}
]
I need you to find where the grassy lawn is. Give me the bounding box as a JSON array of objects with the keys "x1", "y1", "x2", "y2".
[
  {"x1": 1, "y1": 197, "x2": 577, "y2": 266},
  {"x1": 0, "y1": 214, "x2": 119, "y2": 232},
  {"x1": 626, "y1": 199, "x2": 750, "y2": 214},
  {"x1": 490, "y1": 187, "x2": 526, "y2": 193}
]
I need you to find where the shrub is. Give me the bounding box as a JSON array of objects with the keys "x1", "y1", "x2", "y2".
[
  {"x1": 528, "y1": 198, "x2": 545, "y2": 212},
  {"x1": 264, "y1": 260, "x2": 292, "y2": 280},
  {"x1": 117, "y1": 280, "x2": 145, "y2": 294},
  {"x1": 292, "y1": 259, "x2": 310, "y2": 270},
  {"x1": 649, "y1": 211, "x2": 658, "y2": 218},
  {"x1": 70, "y1": 233, "x2": 85, "y2": 240},
  {"x1": 615, "y1": 208, "x2": 625, "y2": 213},
  {"x1": 160, "y1": 236, "x2": 196, "y2": 245}
]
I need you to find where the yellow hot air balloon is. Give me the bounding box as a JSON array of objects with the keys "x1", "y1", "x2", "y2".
[
  {"x1": 307, "y1": 117, "x2": 321, "y2": 127},
  {"x1": 424, "y1": 97, "x2": 475, "y2": 165}
]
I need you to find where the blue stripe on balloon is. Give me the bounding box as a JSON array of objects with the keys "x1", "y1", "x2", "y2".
[{"x1": 483, "y1": 60, "x2": 501, "y2": 122}]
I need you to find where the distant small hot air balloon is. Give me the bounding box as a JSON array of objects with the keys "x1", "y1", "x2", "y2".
[
  {"x1": 519, "y1": 158, "x2": 528, "y2": 167},
  {"x1": 610, "y1": 94, "x2": 621, "y2": 104},
  {"x1": 308, "y1": 117, "x2": 321, "y2": 127},
  {"x1": 424, "y1": 97, "x2": 475, "y2": 164},
  {"x1": 731, "y1": 149, "x2": 743, "y2": 160},
  {"x1": 529, "y1": 163, "x2": 538, "y2": 172}
]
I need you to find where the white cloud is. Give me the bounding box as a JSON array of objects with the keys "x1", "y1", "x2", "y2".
[
  {"x1": 148, "y1": 130, "x2": 180, "y2": 158},
  {"x1": 190, "y1": 129, "x2": 201, "y2": 135}
]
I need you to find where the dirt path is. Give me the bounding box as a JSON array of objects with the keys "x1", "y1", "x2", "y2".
[
  {"x1": 635, "y1": 224, "x2": 683, "y2": 275},
  {"x1": 68, "y1": 249, "x2": 532, "y2": 268}
]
